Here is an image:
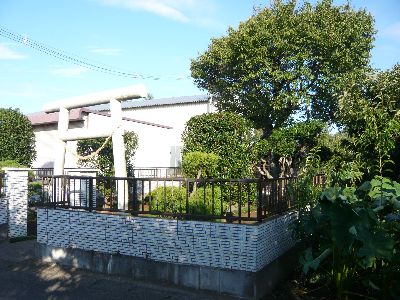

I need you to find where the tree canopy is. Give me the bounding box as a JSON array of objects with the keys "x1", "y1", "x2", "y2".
[
  {"x1": 0, "y1": 108, "x2": 36, "y2": 166},
  {"x1": 191, "y1": 0, "x2": 374, "y2": 136},
  {"x1": 338, "y1": 64, "x2": 400, "y2": 178}
]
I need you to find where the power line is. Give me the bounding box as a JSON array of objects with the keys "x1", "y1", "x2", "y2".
[{"x1": 0, "y1": 26, "x2": 192, "y2": 81}]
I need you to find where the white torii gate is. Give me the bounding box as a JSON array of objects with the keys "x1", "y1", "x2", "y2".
[{"x1": 43, "y1": 84, "x2": 148, "y2": 209}]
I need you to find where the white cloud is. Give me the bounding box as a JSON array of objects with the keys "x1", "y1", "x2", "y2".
[
  {"x1": 0, "y1": 44, "x2": 26, "y2": 60},
  {"x1": 100, "y1": 0, "x2": 189, "y2": 22},
  {"x1": 98, "y1": 0, "x2": 217, "y2": 25},
  {"x1": 382, "y1": 22, "x2": 400, "y2": 40},
  {"x1": 90, "y1": 47, "x2": 122, "y2": 56},
  {"x1": 52, "y1": 66, "x2": 89, "y2": 77}
]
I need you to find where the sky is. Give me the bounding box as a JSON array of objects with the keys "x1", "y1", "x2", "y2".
[{"x1": 0, "y1": 0, "x2": 399, "y2": 115}]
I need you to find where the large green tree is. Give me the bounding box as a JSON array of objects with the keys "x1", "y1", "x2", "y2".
[
  {"x1": 191, "y1": 0, "x2": 374, "y2": 136},
  {"x1": 0, "y1": 108, "x2": 36, "y2": 166},
  {"x1": 338, "y1": 64, "x2": 400, "y2": 178}
]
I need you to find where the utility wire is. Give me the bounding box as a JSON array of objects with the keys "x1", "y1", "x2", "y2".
[{"x1": 0, "y1": 26, "x2": 191, "y2": 80}]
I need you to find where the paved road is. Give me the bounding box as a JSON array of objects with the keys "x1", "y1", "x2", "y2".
[{"x1": 0, "y1": 239, "x2": 234, "y2": 300}]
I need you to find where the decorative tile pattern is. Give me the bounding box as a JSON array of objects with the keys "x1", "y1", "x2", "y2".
[
  {"x1": 38, "y1": 208, "x2": 297, "y2": 272},
  {"x1": 1, "y1": 170, "x2": 29, "y2": 237}
]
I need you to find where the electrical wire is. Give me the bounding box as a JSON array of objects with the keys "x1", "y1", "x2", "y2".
[{"x1": 0, "y1": 26, "x2": 192, "y2": 81}]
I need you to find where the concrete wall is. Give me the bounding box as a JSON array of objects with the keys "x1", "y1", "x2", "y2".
[
  {"x1": 0, "y1": 169, "x2": 29, "y2": 238},
  {"x1": 36, "y1": 242, "x2": 300, "y2": 299},
  {"x1": 37, "y1": 208, "x2": 297, "y2": 273}
]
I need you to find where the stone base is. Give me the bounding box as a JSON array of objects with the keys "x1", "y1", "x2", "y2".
[
  {"x1": 0, "y1": 223, "x2": 8, "y2": 241},
  {"x1": 35, "y1": 243, "x2": 298, "y2": 299}
]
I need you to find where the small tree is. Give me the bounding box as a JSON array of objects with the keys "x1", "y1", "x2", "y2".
[
  {"x1": 254, "y1": 120, "x2": 326, "y2": 177},
  {"x1": 182, "y1": 112, "x2": 256, "y2": 179},
  {"x1": 0, "y1": 108, "x2": 36, "y2": 166}
]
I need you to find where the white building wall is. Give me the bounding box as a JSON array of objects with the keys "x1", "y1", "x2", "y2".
[
  {"x1": 33, "y1": 123, "x2": 82, "y2": 168},
  {"x1": 86, "y1": 113, "x2": 173, "y2": 168},
  {"x1": 122, "y1": 102, "x2": 214, "y2": 167},
  {"x1": 31, "y1": 100, "x2": 215, "y2": 169}
]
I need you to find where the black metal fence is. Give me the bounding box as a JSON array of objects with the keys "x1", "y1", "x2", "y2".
[
  {"x1": 36, "y1": 174, "x2": 327, "y2": 223},
  {"x1": 127, "y1": 167, "x2": 182, "y2": 178},
  {"x1": 31, "y1": 167, "x2": 182, "y2": 179}
]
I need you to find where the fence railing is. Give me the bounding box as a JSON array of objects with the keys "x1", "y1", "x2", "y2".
[
  {"x1": 36, "y1": 174, "x2": 327, "y2": 223},
  {"x1": 128, "y1": 167, "x2": 183, "y2": 178},
  {"x1": 31, "y1": 167, "x2": 182, "y2": 179}
]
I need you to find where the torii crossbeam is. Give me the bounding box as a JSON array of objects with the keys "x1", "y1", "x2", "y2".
[{"x1": 43, "y1": 84, "x2": 148, "y2": 209}]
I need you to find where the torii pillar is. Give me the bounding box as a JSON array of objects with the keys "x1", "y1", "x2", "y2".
[{"x1": 43, "y1": 84, "x2": 148, "y2": 210}]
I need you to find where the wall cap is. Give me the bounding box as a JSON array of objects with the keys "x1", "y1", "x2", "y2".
[{"x1": 2, "y1": 168, "x2": 31, "y2": 172}]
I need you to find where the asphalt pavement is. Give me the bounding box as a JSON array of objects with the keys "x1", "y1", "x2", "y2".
[{"x1": 0, "y1": 238, "x2": 235, "y2": 300}]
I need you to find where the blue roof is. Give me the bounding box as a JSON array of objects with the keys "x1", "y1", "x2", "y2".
[{"x1": 91, "y1": 94, "x2": 209, "y2": 111}]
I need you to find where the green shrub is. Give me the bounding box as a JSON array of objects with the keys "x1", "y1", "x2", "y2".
[
  {"x1": 294, "y1": 176, "x2": 400, "y2": 299},
  {"x1": 145, "y1": 186, "x2": 187, "y2": 214},
  {"x1": 28, "y1": 181, "x2": 43, "y2": 205},
  {"x1": 188, "y1": 185, "x2": 226, "y2": 216},
  {"x1": 182, "y1": 112, "x2": 256, "y2": 179},
  {"x1": 0, "y1": 108, "x2": 36, "y2": 166},
  {"x1": 182, "y1": 151, "x2": 219, "y2": 179},
  {"x1": 0, "y1": 160, "x2": 27, "y2": 169}
]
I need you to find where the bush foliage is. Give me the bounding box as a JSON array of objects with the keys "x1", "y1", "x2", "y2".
[
  {"x1": 182, "y1": 112, "x2": 256, "y2": 179},
  {"x1": 294, "y1": 176, "x2": 400, "y2": 299},
  {"x1": 0, "y1": 108, "x2": 36, "y2": 166},
  {"x1": 182, "y1": 151, "x2": 219, "y2": 179}
]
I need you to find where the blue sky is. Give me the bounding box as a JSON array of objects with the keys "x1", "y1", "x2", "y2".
[{"x1": 0, "y1": 0, "x2": 399, "y2": 114}]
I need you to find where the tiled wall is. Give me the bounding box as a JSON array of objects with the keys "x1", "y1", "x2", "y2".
[
  {"x1": 37, "y1": 208, "x2": 297, "y2": 272},
  {"x1": 0, "y1": 190, "x2": 7, "y2": 224},
  {"x1": 0, "y1": 169, "x2": 29, "y2": 237}
]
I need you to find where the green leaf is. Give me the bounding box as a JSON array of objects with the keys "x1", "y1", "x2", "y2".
[
  {"x1": 358, "y1": 229, "x2": 394, "y2": 268},
  {"x1": 348, "y1": 225, "x2": 357, "y2": 236}
]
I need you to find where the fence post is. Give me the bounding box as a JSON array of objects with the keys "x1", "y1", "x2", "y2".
[
  {"x1": 88, "y1": 177, "x2": 93, "y2": 212},
  {"x1": 132, "y1": 178, "x2": 138, "y2": 213},
  {"x1": 3, "y1": 168, "x2": 30, "y2": 238},
  {"x1": 257, "y1": 179, "x2": 263, "y2": 222}
]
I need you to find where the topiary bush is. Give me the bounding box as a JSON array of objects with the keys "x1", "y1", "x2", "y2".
[
  {"x1": 182, "y1": 112, "x2": 256, "y2": 179},
  {"x1": 188, "y1": 185, "x2": 226, "y2": 216},
  {"x1": 0, "y1": 160, "x2": 27, "y2": 169},
  {"x1": 182, "y1": 151, "x2": 219, "y2": 179},
  {"x1": 145, "y1": 186, "x2": 187, "y2": 214}
]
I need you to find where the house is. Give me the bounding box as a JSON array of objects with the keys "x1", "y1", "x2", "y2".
[{"x1": 28, "y1": 95, "x2": 215, "y2": 169}]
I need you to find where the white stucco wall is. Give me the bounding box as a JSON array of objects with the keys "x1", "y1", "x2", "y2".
[
  {"x1": 31, "y1": 100, "x2": 215, "y2": 169},
  {"x1": 121, "y1": 102, "x2": 215, "y2": 167},
  {"x1": 86, "y1": 113, "x2": 172, "y2": 167},
  {"x1": 33, "y1": 123, "x2": 82, "y2": 168}
]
